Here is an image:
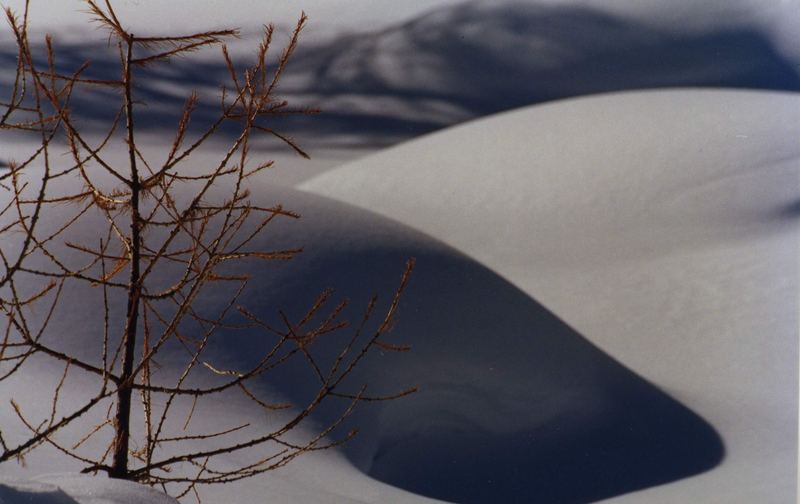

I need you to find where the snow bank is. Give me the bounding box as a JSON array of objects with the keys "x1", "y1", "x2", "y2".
[
  {"x1": 301, "y1": 89, "x2": 799, "y2": 502},
  {"x1": 0, "y1": 475, "x2": 177, "y2": 504}
]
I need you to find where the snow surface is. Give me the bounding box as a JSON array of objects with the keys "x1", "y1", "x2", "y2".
[{"x1": 0, "y1": 1, "x2": 798, "y2": 503}]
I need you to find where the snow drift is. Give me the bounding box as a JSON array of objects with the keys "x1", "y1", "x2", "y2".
[
  {"x1": 0, "y1": 474, "x2": 178, "y2": 504},
  {"x1": 1, "y1": 88, "x2": 796, "y2": 503},
  {"x1": 0, "y1": 1, "x2": 797, "y2": 501},
  {"x1": 0, "y1": 179, "x2": 723, "y2": 503},
  {"x1": 301, "y1": 89, "x2": 799, "y2": 502}
]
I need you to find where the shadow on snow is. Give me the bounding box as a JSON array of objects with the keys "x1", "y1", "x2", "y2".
[
  {"x1": 205, "y1": 188, "x2": 725, "y2": 504},
  {"x1": 0, "y1": 2, "x2": 797, "y2": 148}
]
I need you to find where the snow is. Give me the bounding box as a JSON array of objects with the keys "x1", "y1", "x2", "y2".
[
  {"x1": 3, "y1": 0, "x2": 799, "y2": 150},
  {"x1": 0, "y1": 0, "x2": 466, "y2": 43},
  {"x1": 0, "y1": 474, "x2": 178, "y2": 504},
  {"x1": 3, "y1": 89, "x2": 796, "y2": 503},
  {"x1": 280, "y1": 0, "x2": 800, "y2": 147},
  {"x1": 0, "y1": 187, "x2": 470, "y2": 504},
  {"x1": 1, "y1": 1, "x2": 798, "y2": 503}
]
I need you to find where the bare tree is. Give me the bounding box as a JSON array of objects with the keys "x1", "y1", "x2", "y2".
[{"x1": 0, "y1": 1, "x2": 415, "y2": 499}]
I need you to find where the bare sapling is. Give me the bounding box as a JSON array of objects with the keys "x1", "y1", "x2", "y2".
[{"x1": 0, "y1": 1, "x2": 415, "y2": 499}]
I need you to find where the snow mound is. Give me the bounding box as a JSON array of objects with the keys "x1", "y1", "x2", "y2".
[
  {"x1": 300, "y1": 89, "x2": 799, "y2": 502},
  {"x1": 2, "y1": 89, "x2": 795, "y2": 503},
  {"x1": 200, "y1": 186, "x2": 723, "y2": 503},
  {"x1": 0, "y1": 475, "x2": 177, "y2": 504},
  {"x1": 1, "y1": 181, "x2": 722, "y2": 503},
  {"x1": 0, "y1": 480, "x2": 73, "y2": 504}
]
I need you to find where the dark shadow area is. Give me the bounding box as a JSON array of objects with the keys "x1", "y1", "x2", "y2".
[
  {"x1": 198, "y1": 188, "x2": 726, "y2": 503},
  {"x1": 1, "y1": 1, "x2": 798, "y2": 147},
  {"x1": 774, "y1": 198, "x2": 800, "y2": 221}
]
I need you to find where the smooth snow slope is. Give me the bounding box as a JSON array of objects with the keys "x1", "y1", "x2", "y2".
[{"x1": 301, "y1": 89, "x2": 799, "y2": 503}]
